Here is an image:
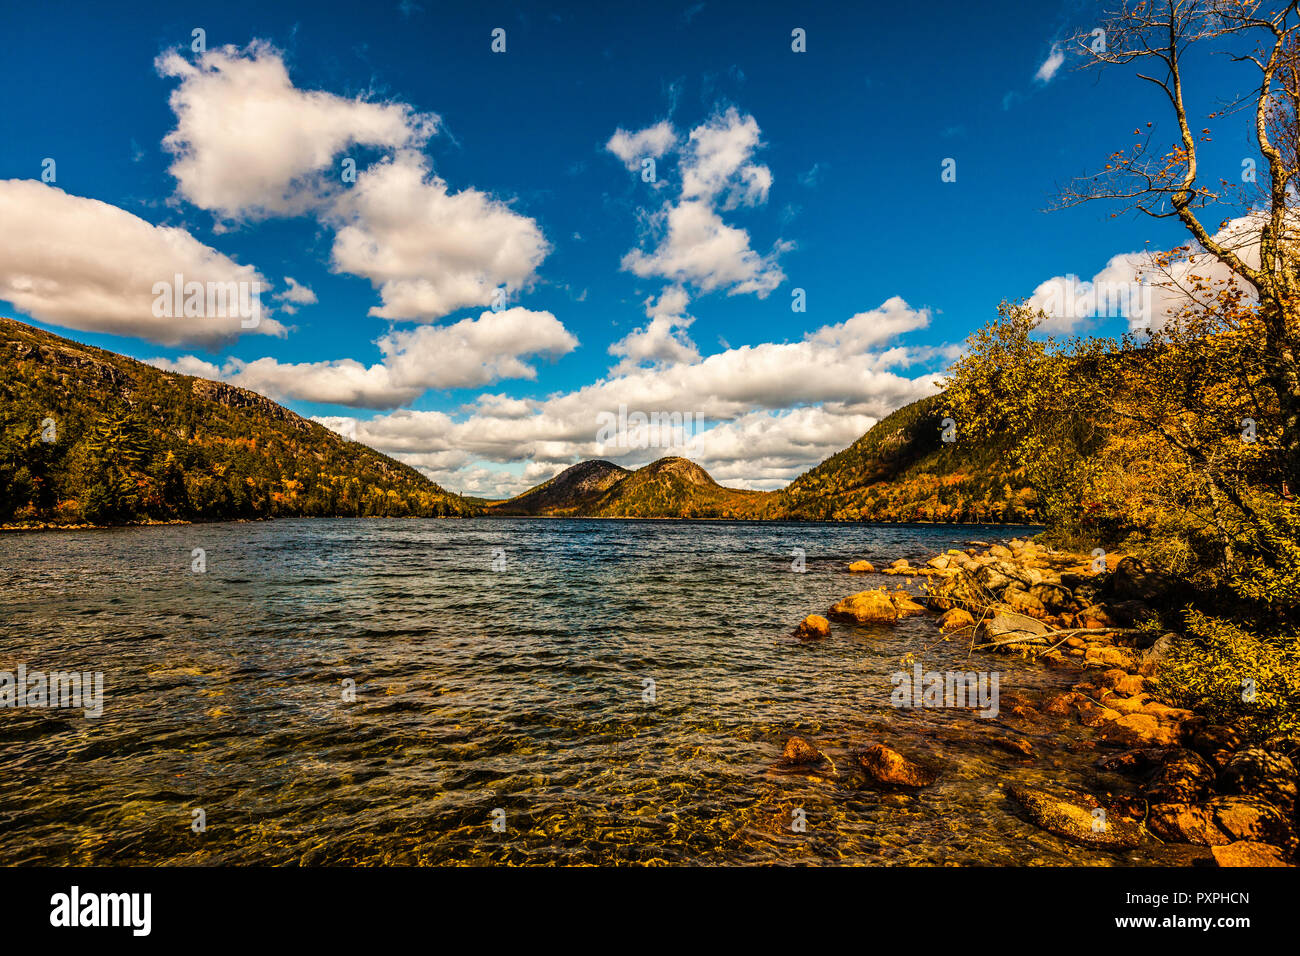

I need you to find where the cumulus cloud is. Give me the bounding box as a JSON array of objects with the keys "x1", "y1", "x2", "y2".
[
  {"x1": 273, "y1": 276, "x2": 317, "y2": 314},
  {"x1": 1028, "y1": 214, "x2": 1264, "y2": 333},
  {"x1": 157, "y1": 41, "x2": 435, "y2": 220},
  {"x1": 328, "y1": 151, "x2": 551, "y2": 320},
  {"x1": 146, "y1": 354, "x2": 224, "y2": 378},
  {"x1": 608, "y1": 286, "x2": 700, "y2": 371},
  {"x1": 680, "y1": 108, "x2": 771, "y2": 209},
  {"x1": 156, "y1": 40, "x2": 549, "y2": 323},
  {"x1": 606, "y1": 120, "x2": 677, "y2": 172},
  {"x1": 0, "y1": 179, "x2": 286, "y2": 346},
  {"x1": 622, "y1": 200, "x2": 788, "y2": 295},
  {"x1": 325, "y1": 297, "x2": 943, "y2": 494},
  {"x1": 275, "y1": 276, "x2": 317, "y2": 305},
  {"x1": 153, "y1": 307, "x2": 576, "y2": 408},
  {"x1": 613, "y1": 108, "x2": 787, "y2": 297}
]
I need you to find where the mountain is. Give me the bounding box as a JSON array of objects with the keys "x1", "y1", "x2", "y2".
[
  {"x1": 491, "y1": 459, "x2": 630, "y2": 515},
  {"x1": 487, "y1": 398, "x2": 1037, "y2": 523},
  {"x1": 0, "y1": 316, "x2": 472, "y2": 525},
  {"x1": 489, "y1": 456, "x2": 772, "y2": 518},
  {"x1": 774, "y1": 393, "x2": 1037, "y2": 522}
]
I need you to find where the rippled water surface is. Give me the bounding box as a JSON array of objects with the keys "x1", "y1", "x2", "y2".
[{"x1": 0, "y1": 518, "x2": 1187, "y2": 865}]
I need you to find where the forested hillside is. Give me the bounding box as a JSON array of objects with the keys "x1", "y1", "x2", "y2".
[
  {"x1": 775, "y1": 394, "x2": 1037, "y2": 522},
  {"x1": 0, "y1": 316, "x2": 472, "y2": 525}
]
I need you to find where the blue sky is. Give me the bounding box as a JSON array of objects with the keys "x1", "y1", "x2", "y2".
[{"x1": 0, "y1": 0, "x2": 1263, "y2": 496}]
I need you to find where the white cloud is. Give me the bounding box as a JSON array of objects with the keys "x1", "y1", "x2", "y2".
[
  {"x1": 1035, "y1": 44, "x2": 1065, "y2": 83},
  {"x1": 622, "y1": 200, "x2": 788, "y2": 295},
  {"x1": 615, "y1": 108, "x2": 788, "y2": 297},
  {"x1": 1028, "y1": 214, "x2": 1264, "y2": 333},
  {"x1": 157, "y1": 41, "x2": 435, "y2": 220},
  {"x1": 276, "y1": 276, "x2": 317, "y2": 305},
  {"x1": 156, "y1": 41, "x2": 550, "y2": 323},
  {"x1": 0, "y1": 179, "x2": 286, "y2": 346},
  {"x1": 328, "y1": 151, "x2": 551, "y2": 320},
  {"x1": 155, "y1": 307, "x2": 576, "y2": 408},
  {"x1": 146, "y1": 354, "x2": 224, "y2": 378},
  {"x1": 608, "y1": 286, "x2": 699, "y2": 370},
  {"x1": 331, "y1": 297, "x2": 943, "y2": 494},
  {"x1": 606, "y1": 120, "x2": 677, "y2": 172},
  {"x1": 273, "y1": 276, "x2": 317, "y2": 314},
  {"x1": 680, "y1": 108, "x2": 771, "y2": 209}
]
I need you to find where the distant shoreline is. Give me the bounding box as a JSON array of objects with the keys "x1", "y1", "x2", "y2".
[{"x1": 1, "y1": 513, "x2": 1044, "y2": 533}]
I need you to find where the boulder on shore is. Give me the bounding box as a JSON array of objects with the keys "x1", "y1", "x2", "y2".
[
  {"x1": 830, "y1": 590, "x2": 899, "y2": 624},
  {"x1": 889, "y1": 591, "x2": 928, "y2": 617},
  {"x1": 976, "y1": 606, "x2": 1052, "y2": 644},
  {"x1": 1142, "y1": 749, "x2": 1215, "y2": 804},
  {"x1": 1003, "y1": 586, "x2": 1048, "y2": 619},
  {"x1": 857, "y1": 743, "x2": 937, "y2": 787},
  {"x1": 1149, "y1": 796, "x2": 1292, "y2": 847},
  {"x1": 1211, "y1": 842, "x2": 1291, "y2": 867},
  {"x1": 1098, "y1": 712, "x2": 1180, "y2": 748},
  {"x1": 938, "y1": 607, "x2": 976, "y2": 631},
  {"x1": 795, "y1": 614, "x2": 830, "y2": 640},
  {"x1": 1220, "y1": 748, "x2": 1298, "y2": 815}
]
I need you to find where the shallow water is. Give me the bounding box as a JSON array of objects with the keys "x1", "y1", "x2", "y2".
[{"x1": 0, "y1": 518, "x2": 1187, "y2": 865}]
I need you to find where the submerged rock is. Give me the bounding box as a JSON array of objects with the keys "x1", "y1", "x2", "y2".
[
  {"x1": 990, "y1": 734, "x2": 1036, "y2": 757},
  {"x1": 1009, "y1": 786, "x2": 1140, "y2": 848},
  {"x1": 857, "y1": 743, "x2": 937, "y2": 787},
  {"x1": 780, "y1": 736, "x2": 825, "y2": 767},
  {"x1": 1095, "y1": 747, "x2": 1175, "y2": 773},
  {"x1": 795, "y1": 614, "x2": 830, "y2": 640}
]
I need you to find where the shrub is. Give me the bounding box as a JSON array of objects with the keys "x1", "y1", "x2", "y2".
[{"x1": 1151, "y1": 609, "x2": 1300, "y2": 745}]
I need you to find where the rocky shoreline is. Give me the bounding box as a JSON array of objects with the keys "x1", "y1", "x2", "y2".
[{"x1": 787, "y1": 537, "x2": 1297, "y2": 867}]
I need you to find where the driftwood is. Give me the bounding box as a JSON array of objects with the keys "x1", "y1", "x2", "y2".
[{"x1": 973, "y1": 627, "x2": 1145, "y2": 653}]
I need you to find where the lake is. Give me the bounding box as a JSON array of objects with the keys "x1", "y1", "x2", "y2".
[{"x1": 0, "y1": 518, "x2": 1185, "y2": 865}]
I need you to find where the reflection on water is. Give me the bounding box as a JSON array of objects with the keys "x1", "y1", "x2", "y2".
[{"x1": 0, "y1": 518, "x2": 1181, "y2": 865}]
